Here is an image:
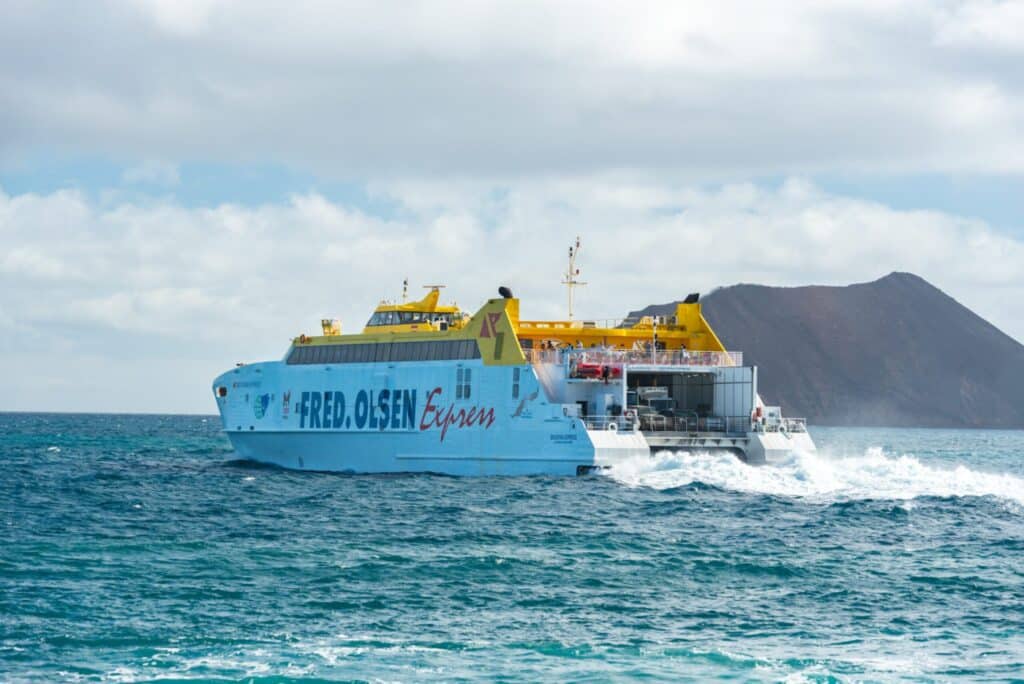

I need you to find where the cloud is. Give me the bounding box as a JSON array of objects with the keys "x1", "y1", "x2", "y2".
[
  {"x1": 1, "y1": 1, "x2": 1023, "y2": 177},
  {"x1": 1, "y1": 176, "x2": 1022, "y2": 412},
  {"x1": 934, "y1": 0, "x2": 1024, "y2": 52}
]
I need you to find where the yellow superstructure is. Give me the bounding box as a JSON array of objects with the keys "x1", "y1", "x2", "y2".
[
  {"x1": 292, "y1": 285, "x2": 727, "y2": 367},
  {"x1": 361, "y1": 287, "x2": 467, "y2": 334},
  {"x1": 514, "y1": 299, "x2": 725, "y2": 353}
]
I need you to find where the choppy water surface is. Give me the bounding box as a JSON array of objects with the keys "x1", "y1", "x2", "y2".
[{"x1": 2, "y1": 414, "x2": 1023, "y2": 682}]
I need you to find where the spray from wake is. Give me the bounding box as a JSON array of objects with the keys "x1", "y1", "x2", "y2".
[{"x1": 606, "y1": 448, "x2": 1024, "y2": 505}]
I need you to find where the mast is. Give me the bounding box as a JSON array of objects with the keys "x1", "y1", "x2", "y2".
[{"x1": 561, "y1": 236, "x2": 586, "y2": 320}]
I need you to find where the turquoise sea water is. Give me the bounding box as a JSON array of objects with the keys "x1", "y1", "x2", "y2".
[{"x1": 2, "y1": 413, "x2": 1023, "y2": 682}]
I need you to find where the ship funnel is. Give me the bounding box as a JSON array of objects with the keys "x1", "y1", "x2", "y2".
[
  {"x1": 499, "y1": 286, "x2": 514, "y2": 299},
  {"x1": 683, "y1": 293, "x2": 700, "y2": 304}
]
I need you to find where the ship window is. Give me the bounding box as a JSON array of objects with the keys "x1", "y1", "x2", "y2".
[
  {"x1": 456, "y1": 367, "x2": 472, "y2": 400},
  {"x1": 512, "y1": 367, "x2": 520, "y2": 399},
  {"x1": 286, "y1": 339, "x2": 483, "y2": 365}
]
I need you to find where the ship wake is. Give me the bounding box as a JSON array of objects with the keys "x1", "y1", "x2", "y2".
[{"x1": 606, "y1": 448, "x2": 1024, "y2": 506}]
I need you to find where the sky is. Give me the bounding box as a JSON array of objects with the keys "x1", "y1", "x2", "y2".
[{"x1": 2, "y1": 0, "x2": 1023, "y2": 413}]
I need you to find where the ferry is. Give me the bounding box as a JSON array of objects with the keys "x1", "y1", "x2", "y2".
[{"x1": 212, "y1": 240, "x2": 814, "y2": 475}]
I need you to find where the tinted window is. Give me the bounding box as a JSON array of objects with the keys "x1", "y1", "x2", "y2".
[{"x1": 287, "y1": 339, "x2": 483, "y2": 365}]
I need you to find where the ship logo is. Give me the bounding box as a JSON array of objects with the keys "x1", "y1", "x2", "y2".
[
  {"x1": 254, "y1": 393, "x2": 271, "y2": 419},
  {"x1": 511, "y1": 389, "x2": 539, "y2": 419},
  {"x1": 479, "y1": 312, "x2": 502, "y2": 338}
]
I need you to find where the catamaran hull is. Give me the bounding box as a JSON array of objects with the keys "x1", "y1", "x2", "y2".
[
  {"x1": 225, "y1": 430, "x2": 620, "y2": 476},
  {"x1": 213, "y1": 359, "x2": 651, "y2": 476}
]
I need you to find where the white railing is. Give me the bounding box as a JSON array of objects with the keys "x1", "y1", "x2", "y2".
[
  {"x1": 581, "y1": 415, "x2": 639, "y2": 432},
  {"x1": 635, "y1": 413, "x2": 750, "y2": 434},
  {"x1": 523, "y1": 348, "x2": 743, "y2": 368},
  {"x1": 753, "y1": 417, "x2": 808, "y2": 434},
  {"x1": 783, "y1": 417, "x2": 807, "y2": 433}
]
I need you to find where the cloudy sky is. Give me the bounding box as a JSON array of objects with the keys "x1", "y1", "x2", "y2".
[{"x1": 2, "y1": 0, "x2": 1023, "y2": 413}]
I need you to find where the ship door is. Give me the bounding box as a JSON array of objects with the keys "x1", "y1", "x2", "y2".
[{"x1": 576, "y1": 400, "x2": 589, "y2": 419}]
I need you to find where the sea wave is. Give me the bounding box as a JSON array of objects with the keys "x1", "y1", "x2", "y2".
[{"x1": 606, "y1": 447, "x2": 1024, "y2": 505}]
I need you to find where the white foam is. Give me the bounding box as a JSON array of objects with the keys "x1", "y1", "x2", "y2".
[{"x1": 606, "y1": 447, "x2": 1024, "y2": 505}]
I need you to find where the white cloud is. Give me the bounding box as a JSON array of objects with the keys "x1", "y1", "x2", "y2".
[
  {"x1": 1, "y1": 1, "x2": 1023, "y2": 176},
  {"x1": 1, "y1": 177, "x2": 1022, "y2": 413},
  {"x1": 934, "y1": 0, "x2": 1024, "y2": 52}
]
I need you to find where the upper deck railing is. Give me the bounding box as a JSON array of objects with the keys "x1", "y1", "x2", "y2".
[{"x1": 523, "y1": 348, "x2": 743, "y2": 368}]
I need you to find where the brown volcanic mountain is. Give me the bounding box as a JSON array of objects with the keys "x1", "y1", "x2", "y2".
[{"x1": 629, "y1": 273, "x2": 1024, "y2": 428}]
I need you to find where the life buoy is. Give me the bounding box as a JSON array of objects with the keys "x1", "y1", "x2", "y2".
[{"x1": 607, "y1": 421, "x2": 618, "y2": 431}]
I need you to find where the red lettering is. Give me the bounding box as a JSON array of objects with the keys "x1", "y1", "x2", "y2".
[
  {"x1": 440, "y1": 407, "x2": 456, "y2": 441},
  {"x1": 418, "y1": 385, "x2": 498, "y2": 442},
  {"x1": 420, "y1": 387, "x2": 443, "y2": 432},
  {"x1": 479, "y1": 407, "x2": 496, "y2": 428}
]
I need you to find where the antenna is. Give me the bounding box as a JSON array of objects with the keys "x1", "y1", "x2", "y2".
[
  {"x1": 561, "y1": 236, "x2": 586, "y2": 320},
  {"x1": 402, "y1": 278, "x2": 409, "y2": 302}
]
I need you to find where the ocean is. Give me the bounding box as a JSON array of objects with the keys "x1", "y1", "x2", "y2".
[{"x1": 2, "y1": 413, "x2": 1022, "y2": 682}]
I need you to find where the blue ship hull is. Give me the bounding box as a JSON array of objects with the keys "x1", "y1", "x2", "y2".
[{"x1": 213, "y1": 358, "x2": 609, "y2": 476}]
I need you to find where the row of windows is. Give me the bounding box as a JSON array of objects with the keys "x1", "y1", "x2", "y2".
[
  {"x1": 366, "y1": 311, "x2": 457, "y2": 326},
  {"x1": 287, "y1": 339, "x2": 481, "y2": 365}
]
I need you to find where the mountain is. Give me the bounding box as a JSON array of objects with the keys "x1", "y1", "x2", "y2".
[{"x1": 629, "y1": 273, "x2": 1024, "y2": 428}]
